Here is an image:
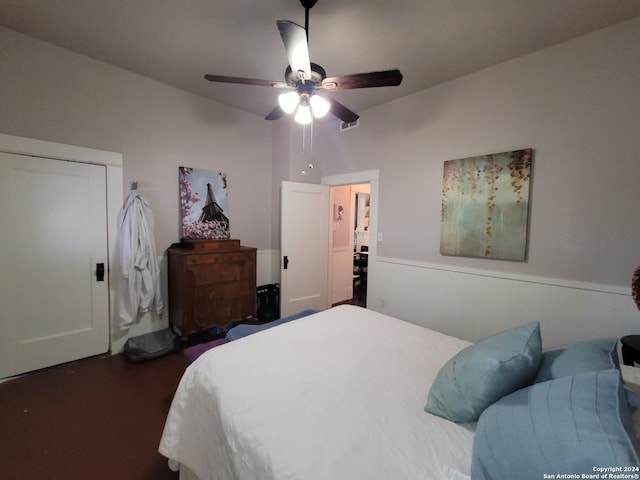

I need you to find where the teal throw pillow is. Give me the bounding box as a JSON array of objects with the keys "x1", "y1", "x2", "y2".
[
  {"x1": 425, "y1": 321, "x2": 541, "y2": 423},
  {"x1": 534, "y1": 338, "x2": 616, "y2": 383},
  {"x1": 472, "y1": 369, "x2": 640, "y2": 479}
]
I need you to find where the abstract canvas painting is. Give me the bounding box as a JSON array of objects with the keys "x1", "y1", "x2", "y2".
[
  {"x1": 440, "y1": 149, "x2": 533, "y2": 261},
  {"x1": 179, "y1": 167, "x2": 230, "y2": 240}
]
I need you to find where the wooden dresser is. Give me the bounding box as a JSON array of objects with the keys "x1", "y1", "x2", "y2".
[{"x1": 167, "y1": 239, "x2": 257, "y2": 338}]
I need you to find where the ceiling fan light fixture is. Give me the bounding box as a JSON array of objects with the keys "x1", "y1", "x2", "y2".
[
  {"x1": 206, "y1": 1, "x2": 402, "y2": 124},
  {"x1": 294, "y1": 104, "x2": 312, "y2": 124},
  {"x1": 279, "y1": 91, "x2": 300, "y2": 114},
  {"x1": 310, "y1": 94, "x2": 330, "y2": 118}
]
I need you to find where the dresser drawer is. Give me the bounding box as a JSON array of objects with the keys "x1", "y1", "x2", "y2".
[
  {"x1": 191, "y1": 280, "x2": 255, "y2": 328},
  {"x1": 186, "y1": 251, "x2": 253, "y2": 266},
  {"x1": 187, "y1": 261, "x2": 253, "y2": 284}
]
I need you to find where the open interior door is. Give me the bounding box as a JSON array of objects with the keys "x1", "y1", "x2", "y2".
[{"x1": 280, "y1": 181, "x2": 329, "y2": 317}]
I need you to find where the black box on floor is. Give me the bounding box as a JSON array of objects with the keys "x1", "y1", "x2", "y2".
[{"x1": 257, "y1": 283, "x2": 280, "y2": 323}]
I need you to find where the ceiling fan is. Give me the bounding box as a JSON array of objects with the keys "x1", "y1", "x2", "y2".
[{"x1": 204, "y1": 0, "x2": 403, "y2": 125}]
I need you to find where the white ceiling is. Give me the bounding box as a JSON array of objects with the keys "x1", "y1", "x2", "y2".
[{"x1": 2, "y1": 0, "x2": 639, "y2": 121}]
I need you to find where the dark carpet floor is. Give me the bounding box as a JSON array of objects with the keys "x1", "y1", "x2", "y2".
[{"x1": 0, "y1": 352, "x2": 187, "y2": 480}]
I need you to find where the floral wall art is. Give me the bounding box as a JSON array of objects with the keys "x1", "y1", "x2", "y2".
[
  {"x1": 440, "y1": 148, "x2": 533, "y2": 261},
  {"x1": 179, "y1": 166, "x2": 230, "y2": 240}
]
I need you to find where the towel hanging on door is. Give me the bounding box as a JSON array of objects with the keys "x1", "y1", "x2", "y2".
[{"x1": 115, "y1": 187, "x2": 163, "y2": 328}]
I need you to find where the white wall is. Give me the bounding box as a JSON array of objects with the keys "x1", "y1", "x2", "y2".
[
  {"x1": 370, "y1": 259, "x2": 636, "y2": 348},
  {"x1": 0, "y1": 27, "x2": 273, "y2": 254},
  {"x1": 0, "y1": 27, "x2": 275, "y2": 351},
  {"x1": 313, "y1": 18, "x2": 640, "y2": 346}
]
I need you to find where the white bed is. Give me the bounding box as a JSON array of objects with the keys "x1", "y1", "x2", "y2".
[{"x1": 159, "y1": 305, "x2": 475, "y2": 480}]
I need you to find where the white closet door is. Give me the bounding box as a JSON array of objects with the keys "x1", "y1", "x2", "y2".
[{"x1": 0, "y1": 152, "x2": 109, "y2": 378}]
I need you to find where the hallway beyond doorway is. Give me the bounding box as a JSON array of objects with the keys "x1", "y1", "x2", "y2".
[{"x1": 332, "y1": 280, "x2": 366, "y2": 308}]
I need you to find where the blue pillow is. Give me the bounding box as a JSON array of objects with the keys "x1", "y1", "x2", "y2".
[
  {"x1": 225, "y1": 309, "x2": 318, "y2": 342},
  {"x1": 472, "y1": 369, "x2": 640, "y2": 479},
  {"x1": 534, "y1": 338, "x2": 617, "y2": 383},
  {"x1": 534, "y1": 338, "x2": 640, "y2": 408},
  {"x1": 425, "y1": 322, "x2": 541, "y2": 423}
]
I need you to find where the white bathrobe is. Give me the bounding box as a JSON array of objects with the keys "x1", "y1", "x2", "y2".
[{"x1": 116, "y1": 189, "x2": 163, "y2": 328}]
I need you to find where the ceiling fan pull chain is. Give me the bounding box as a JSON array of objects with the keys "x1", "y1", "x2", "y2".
[
  {"x1": 299, "y1": 123, "x2": 314, "y2": 175},
  {"x1": 301, "y1": 123, "x2": 307, "y2": 175},
  {"x1": 309, "y1": 120, "x2": 314, "y2": 171}
]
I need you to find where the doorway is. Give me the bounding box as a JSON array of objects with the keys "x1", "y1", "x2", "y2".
[
  {"x1": 322, "y1": 170, "x2": 379, "y2": 310},
  {"x1": 352, "y1": 186, "x2": 370, "y2": 307},
  {"x1": 278, "y1": 170, "x2": 378, "y2": 316},
  {"x1": 329, "y1": 183, "x2": 369, "y2": 307}
]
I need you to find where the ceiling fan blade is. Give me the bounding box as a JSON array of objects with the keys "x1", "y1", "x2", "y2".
[
  {"x1": 204, "y1": 74, "x2": 288, "y2": 88},
  {"x1": 321, "y1": 69, "x2": 403, "y2": 91},
  {"x1": 276, "y1": 20, "x2": 311, "y2": 81},
  {"x1": 265, "y1": 105, "x2": 285, "y2": 121},
  {"x1": 325, "y1": 97, "x2": 360, "y2": 124}
]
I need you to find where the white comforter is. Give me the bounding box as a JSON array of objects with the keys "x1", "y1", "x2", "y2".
[{"x1": 159, "y1": 305, "x2": 475, "y2": 480}]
